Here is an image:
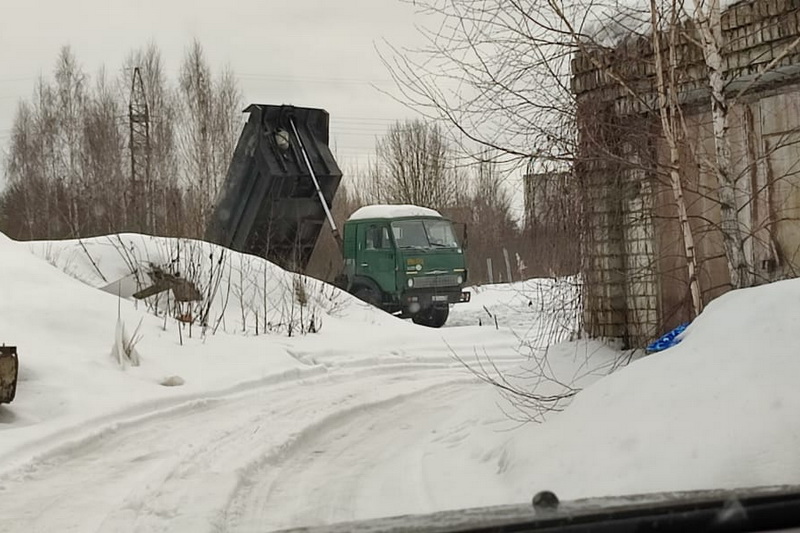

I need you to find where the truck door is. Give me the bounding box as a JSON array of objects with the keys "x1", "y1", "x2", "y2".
[{"x1": 356, "y1": 223, "x2": 397, "y2": 293}]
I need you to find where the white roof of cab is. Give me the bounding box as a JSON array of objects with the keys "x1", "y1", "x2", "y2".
[{"x1": 347, "y1": 204, "x2": 442, "y2": 221}]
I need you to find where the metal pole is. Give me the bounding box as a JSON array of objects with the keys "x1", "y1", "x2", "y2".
[
  {"x1": 503, "y1": 248, "x2": 513, "y2": 283},
  {"x1": 289, "y1": 117, "x2": 342, "y2": 247}
]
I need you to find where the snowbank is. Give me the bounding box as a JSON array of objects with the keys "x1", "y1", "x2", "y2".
[
  {"x1": 1, "y1": 232, "x2": 526, "y2": 465},
  {"x1": 0, "y1": 232, "x2": 314, "y2": 459},
  {"x1": 499, "y1": 277, "x2": 800, "y2": 501},
  {"x1": 28, "y1": 233, "x2": 399, "y2": 336}
]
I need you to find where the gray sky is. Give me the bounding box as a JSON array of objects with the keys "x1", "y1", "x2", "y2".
[{"x1": 0, "y1": 0, "x2": 425, "y2": 172}]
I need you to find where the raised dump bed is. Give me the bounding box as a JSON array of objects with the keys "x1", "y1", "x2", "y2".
[{"x1": 205, "y1": 104, "x2": 343, "y2": 271}]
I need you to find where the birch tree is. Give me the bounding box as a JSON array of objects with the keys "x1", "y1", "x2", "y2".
[
  {"x1": 367, "y1": 119, "x2": 463, "y2": 211},
  {"x1": 53, "y1": 46, "x2": 88, "y2": 236},
  {"x1": 650, "y1": 0, "x2": 703, "y2": 315},
  {"x1": 83, "y1": 68, "x2": 126, "y2": 234},
  {"x1": 1, "y1": 40, "x2": 242, "y2": 241},
  {"x1": 177, "y1": 40, "x2": 243, "y2": 235},
  {"x1": 690, "y1": 0, "x2": 751, "y2": 288}
]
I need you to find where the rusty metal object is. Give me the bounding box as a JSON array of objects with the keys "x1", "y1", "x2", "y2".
[
  {"x1": 0, "y1": 345, "x2": 19, "y2": 404},
  {"x1": 132, "y1": 266, "x2": 202, "y2": 302}
]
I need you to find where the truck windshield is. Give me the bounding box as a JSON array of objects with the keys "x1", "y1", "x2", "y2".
[{"x1": 391, "y1": 219, "x2": 459, "y2": 249}]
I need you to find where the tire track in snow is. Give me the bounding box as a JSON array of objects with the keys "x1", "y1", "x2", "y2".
[
  {"x1": 224, "y1": 381, "x2": 484, "y2": 532},
  {"x1": 0, "y1": 365, "x2": 474, "y2": 533},
  {"x1": 0, "y1": 360, "x2": 457, "y2": 479}
]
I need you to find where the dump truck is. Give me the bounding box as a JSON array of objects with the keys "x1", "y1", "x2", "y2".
[
  {"x1": 205, "y1": 104, "x2": 469, "y2": 327},
  {"x1": 0, "y1": 345, "x2": 19, "y2": 404},
  {"x1": 340, "y1": 205, "x2": 469, "y2": 327}
]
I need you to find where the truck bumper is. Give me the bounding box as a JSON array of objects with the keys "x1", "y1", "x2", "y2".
[{"x1": 404, "y1": 288, "x2": 469, "y2": 307}]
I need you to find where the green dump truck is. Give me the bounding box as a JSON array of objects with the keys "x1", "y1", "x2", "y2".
[
  {"x1": 206, "y1": 104, "x2": 469, "y2": 328},
  {"x1": 339, "y1": 205, "x2": 469, "y2": 327}
]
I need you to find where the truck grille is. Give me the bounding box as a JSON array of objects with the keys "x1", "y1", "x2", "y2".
[{"x1": 413, "y1": 274, "x2": 460, "y2": 289}]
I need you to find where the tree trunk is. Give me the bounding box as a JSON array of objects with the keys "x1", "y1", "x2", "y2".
[
  {"x1": 696, "y1": 0, "x2": 751, "y2": 289},
  {"x1": 651, "y1": 0, "x2": 703, "y2": 317}
]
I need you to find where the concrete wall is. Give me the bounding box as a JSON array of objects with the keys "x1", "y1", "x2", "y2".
[{"x1": 573, "y1": 0, "x2": 800, "y2": 346}]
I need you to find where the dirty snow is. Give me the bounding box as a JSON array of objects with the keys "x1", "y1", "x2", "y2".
[{"x1": 2, "y1": 230, "x2": 799, "y2": 531}]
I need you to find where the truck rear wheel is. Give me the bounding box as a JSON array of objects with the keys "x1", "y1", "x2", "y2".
[{"x1": 412, "y1": 305, "x2": 449, "y2": 328}]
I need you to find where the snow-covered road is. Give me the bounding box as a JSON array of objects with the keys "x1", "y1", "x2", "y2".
[
  {"x1": 229, "y1": 376, "x2": 480, "y2": 531},
  {"x1": 1, "y1": 233, "x2": 622, "y2": 531},
  {"x1": 0, "y1": 362, "x2": 494, "y2": 533}
]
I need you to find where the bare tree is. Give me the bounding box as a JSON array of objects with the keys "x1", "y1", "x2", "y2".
[
  {"x1": 5, "y1": 59, "x2": 73, "y2": 238},
  {"x1": 689, "y1": 0, "x2": 750, "y2": 288},
  {"x1": 650, "y1": 0, "x2": 703, "y2": 316},
  {"x1": 177, "y1": 40, "x2": 215, "y2": 233},
  {"x1": 1, "y1": 40, "x2": 242, "y2": 242},
  {"x1": 82, "y1": 67, "x2": 127, "y2": 235},
  {"x1": 177, "y1": 40, "x2": 243, "y2": 236},
  {"x1": 366, "y1": 119, "x2": 464, "y2": 211},
  {"x1": 445, "y1": 155, "x2": 523, "y2": 283},
  {"x1": 53, "y1": 46, "x2": 88, "y2": 236},
  {"x1": 2, "y1": 101, "x2": 40, "y2": 238}
]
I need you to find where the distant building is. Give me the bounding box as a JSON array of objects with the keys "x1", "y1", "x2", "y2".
[{"x1": 523, "y1": 170, "x2": 573, "y2": 230}]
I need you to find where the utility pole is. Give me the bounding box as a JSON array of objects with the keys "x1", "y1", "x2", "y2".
[{"x1": 129, "y1": 67, "x2": 151, "y2": 232}]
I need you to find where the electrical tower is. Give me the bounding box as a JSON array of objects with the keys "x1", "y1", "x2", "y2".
[{"x1": 129, "y1": 67, "x2": 151, "y2": 232}]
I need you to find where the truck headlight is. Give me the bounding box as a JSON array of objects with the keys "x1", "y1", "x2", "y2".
[
  {"x1": 457, "y1": 275, "x2": 463, "y2": 285},
  {"x1": 407, "y1": 278, "x2": 414, "y2": 288}
]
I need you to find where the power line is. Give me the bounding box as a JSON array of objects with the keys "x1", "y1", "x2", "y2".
[
  {"x1": 0, "y1": 77, "x2": 38, "y2": 84},
  {"x1": 237, "y1": 73, "x2": 395, "y2": 85}
]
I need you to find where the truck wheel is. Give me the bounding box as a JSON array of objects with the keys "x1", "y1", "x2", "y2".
[
  {"x1": 412, "y1": 305, "x2": 449, "y2": 328},
  {"x1": 352, "y1": 285, "x2": 381, "y2": 308}
]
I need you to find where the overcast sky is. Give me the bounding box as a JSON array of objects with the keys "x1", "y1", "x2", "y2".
[{"x1": 0, "y1": 0, "x2": 426, "y2": 172}]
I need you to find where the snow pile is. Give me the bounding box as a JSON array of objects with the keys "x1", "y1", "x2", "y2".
[
  {"x1": 348, "y1": 204, "x2": 442, "y2": 220},
  {"x1": 27, "y1": 234, "x2": 529, "y2": 364},
  {"x1": 28, "y1": 234, "x2": 397, "y2": 337},
  {"x1": 499, "y1": 277, "x2": 800, "y2": 500},
  {"x1": 0, "y1": 232, "x2": 313, "y2": 458}
]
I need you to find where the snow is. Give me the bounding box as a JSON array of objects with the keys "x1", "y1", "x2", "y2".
[
  {"x1": 498, "y1": 277, "x2": 800, "y2": 501},
  {"x1": 448, "y1": 278, "x2": 582, "y2": 344},
  {"x1": 347, "y1": 204, "x2": 442, "y2": 221},
  {"x1": 0, "y1": 231, "x2": 536, "y2": 531},
  {"x1": 583, "y1": 0, "x2": 745, "y2": 48},
  {"x1": 3, "y1": 228, "x2": 800, "y2": 531}
]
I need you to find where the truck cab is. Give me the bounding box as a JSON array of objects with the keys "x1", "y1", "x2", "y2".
[{"x1": 340, "y1": 205, "x2": 470, "y2": 328}]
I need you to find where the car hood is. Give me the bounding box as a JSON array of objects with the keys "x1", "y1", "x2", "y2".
[{"x1": 273, "y1": 484, "x2": 800, "y2": 533}]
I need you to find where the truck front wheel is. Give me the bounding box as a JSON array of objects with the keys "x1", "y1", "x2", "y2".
[
  {"x1": 352, "y1": 285, "x2": 382, "y2": 308},
  {"x1": 412, "y1": 305, "x2": 449, "y2": 328}
]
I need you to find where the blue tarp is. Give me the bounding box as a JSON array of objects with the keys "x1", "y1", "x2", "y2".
[{"x1": 646, "y1": 322, "x2": 690, "y2": 353}]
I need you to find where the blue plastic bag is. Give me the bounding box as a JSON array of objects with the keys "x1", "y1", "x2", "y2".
[{"x1": 646, "y1": 322, "x2": 690, "y2": 353}]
